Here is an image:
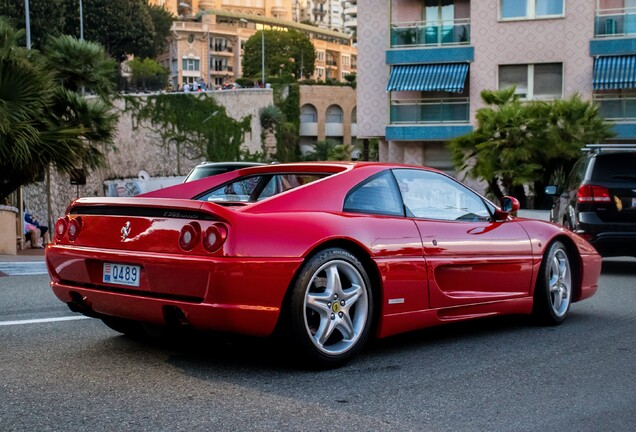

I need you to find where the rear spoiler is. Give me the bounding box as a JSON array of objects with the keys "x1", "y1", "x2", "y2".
[{"x1": 66, "y1": 197, "x2": 236, "y2": 223}]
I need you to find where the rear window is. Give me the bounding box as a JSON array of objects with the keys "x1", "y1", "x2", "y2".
[
  {"x1": 591, "y1": 153, "x2": 636, "y2": 182},
  {"x1": 196, "y1": 173, "x2": 331, "y2": 203}
]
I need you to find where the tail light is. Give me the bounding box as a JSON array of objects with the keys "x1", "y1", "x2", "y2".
[
  {"x1": 67, "y1": 217, "x2": 82, "y2": 241},
  {"x1": 179, "y1": 222, "x2": 201, "y2": 251},
  {"x1": 54, "y1": 217, "x2": 68, "y2": 241},
  {"x1": 203, "y1": 223, "x2": 227, "y2": 253},
  {"x1": 577, "y1": 185, "x2": 611, "y2": 203}
]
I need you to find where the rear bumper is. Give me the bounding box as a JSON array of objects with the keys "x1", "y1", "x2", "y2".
[
  {"x1": 46, "y1": 245, "x2": 302, "y2": 336},
  {"x1": 577, "y1": 212, "x2": 636, "y2": 257}
]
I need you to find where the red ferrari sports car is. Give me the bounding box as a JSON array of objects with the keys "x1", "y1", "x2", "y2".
[{"x1": 46, "y1": 162, "x2": 601, "y2": 367}]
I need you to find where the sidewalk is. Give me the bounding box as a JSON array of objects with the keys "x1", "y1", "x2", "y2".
[{"x1": 0, "y1": 247, "x2": 45, "y2": 263}]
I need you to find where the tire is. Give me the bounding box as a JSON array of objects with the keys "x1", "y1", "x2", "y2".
[
  {"x1": 533, "y1": 241, "x2": 573, "y2": 325},
  {"x1": 286, "y1": 248, "x2": 374, "y2": 368},
  {"x1": 101, "y1": 316, "x2": 144, "y2": 337},
  {"x1": 563, "y1": 218, "x2": 573, "y2": 231}
]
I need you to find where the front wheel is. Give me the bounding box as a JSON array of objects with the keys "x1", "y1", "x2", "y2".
[
  {"x1": 533, "y1": 241, "x2": 573, "y2": 325},
  {"x1": 286, "y1": 248, "x2": 374, "y2": 368}
]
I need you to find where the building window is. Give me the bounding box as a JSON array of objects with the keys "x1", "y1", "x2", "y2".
[
  {"x1": 182, "y1": 58, "x2": 200, "y2": 71},
  {"x1": 342, "y1": 56, "x2": 350, "y2": 67},
  {"x1": 499, "y1": 63, "x2": 562, "y2": 100},
  {"x1": 501, "y1": 0, "x2": 563, "y2": 20},
  {"x1": 316, "y1": 50, "x2": 325, "y2": 62},
  {"x1": 316, "y1": 67, "x2": 325, "y2": 78},
  {"x1": 211, "y1": 57, "x2": 229, "y2": 72},
  {"x1": 301, "y1": 104, "x2": 318, "y2": 123},
  {"x1": 326, "y1": 105, "x2": 344, "y2": 123},
  {"x1": 213, "y1": 38, "x2": 228, "y2": 52}
]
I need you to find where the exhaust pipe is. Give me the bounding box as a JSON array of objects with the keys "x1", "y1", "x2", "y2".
[{"x1": 67, "y1": 292, "x2": 100, "y2": 318}]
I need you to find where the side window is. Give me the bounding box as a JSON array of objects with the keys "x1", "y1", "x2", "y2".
[
  {"x1": 343, "y1": 171, "x2": 404, "y2": 216},
  {"x1": 393, "y1": 169, "x2": 491, "y2": 221},
  {"x1": 566, "y1": 158, "x2": 586, "y2": 190}
]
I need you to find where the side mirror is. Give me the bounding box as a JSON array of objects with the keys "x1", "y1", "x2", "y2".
[
  {"x1": 544, "y1": 185, "x2": 558, "y2": 196},
  {"x1": 493, "y1": 196, "x2": 520, "y2": 221},
  {"x1": 501, "y1": 196, "x2": 520, "y2": 213}
]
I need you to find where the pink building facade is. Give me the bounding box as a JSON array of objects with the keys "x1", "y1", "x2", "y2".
[{"x1": 358, "y1": 1, "x2": 634, "y2": 175}]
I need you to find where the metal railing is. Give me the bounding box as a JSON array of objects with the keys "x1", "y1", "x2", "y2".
[
  {"x1": 594, "y1": 95, "x2": 636, "y2": 120},
  {"x1": 390, "y1": 98, "x2": 470, "y2": 124},
  {"x1": 594, "y1": 7, "x2": 636, "y2": 37},
  {"x1": 390, "y1": 18, "x2": 470, "y2": 47}
]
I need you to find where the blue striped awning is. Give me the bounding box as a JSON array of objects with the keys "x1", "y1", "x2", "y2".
[
  {"x1": 593, "y1": 56, "x2": 636, "y2": 90},
  {"x1": 386, "y1": 63, "x2": 469, "y2": 93}
]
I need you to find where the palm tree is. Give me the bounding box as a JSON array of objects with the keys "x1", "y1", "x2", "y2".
[
  {"x1": 0, "y1": 19, "x2": 118, "y2": 202},
  {"x1": 449, "y1": 88, "x2": 614, "y2": 207}
]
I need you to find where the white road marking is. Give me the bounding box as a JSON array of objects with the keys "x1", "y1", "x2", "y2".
[
  {"x1": 0, "y1": 316, "x2": 91, "y2": 326},
  {"x1": 0, "y1": 262, "x2": 48, "y2": 276}
]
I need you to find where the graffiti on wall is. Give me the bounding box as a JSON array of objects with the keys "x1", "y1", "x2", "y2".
[{"x1": 104, "y1": 171, "x2": 185, "y2": 197}]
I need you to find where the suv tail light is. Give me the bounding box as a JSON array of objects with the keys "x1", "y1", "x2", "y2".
[{"x1": 577, "y1": 185, "x2": 611, "y2": 203}]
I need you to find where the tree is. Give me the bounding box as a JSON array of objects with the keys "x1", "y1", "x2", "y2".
[
  {"x1": 0, "y1": 0, "x2": 172, "y2": 60},
  {"x1": 449, "y1": 88, "x2": 614, "y2": 207},
  {"x1": 72, "y1": 0, "x2": 155, "y2": 61},
  {"x1": 242, "y1": 30, "x2": 315, "y2": 81},
  {"x1": 303, "y1": 139, "x2": 351, "y2": 161},
  {"x1": 128, "y1": 58, "x2": 168, "y2": 91},
  {"x1": 0, "y1": 0, "x2": 67, "y2": 49},
  {"x1": 147, "y1": 3, "x2": 174, "y2": 59},
  {"x1": 0, "y1": 19, "x2": 118, "y2": 201}
]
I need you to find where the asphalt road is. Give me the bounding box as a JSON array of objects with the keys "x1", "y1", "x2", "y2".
[{"x1": 1, "y1": 259, "x2": 634, "y2": 432}]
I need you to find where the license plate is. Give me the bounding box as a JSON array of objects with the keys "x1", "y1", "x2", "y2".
[{"x1": 103, "y1": 263, "x2": 140, "y2": 287}]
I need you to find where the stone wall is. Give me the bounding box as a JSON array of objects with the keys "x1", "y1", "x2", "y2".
[{"x1": 23, "y1": 90, "x2": 273, "y2": 228}]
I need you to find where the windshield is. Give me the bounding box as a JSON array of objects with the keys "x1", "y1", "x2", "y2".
[{"x1": 591, "y1": 153, "x2": 636, "y2": 182}]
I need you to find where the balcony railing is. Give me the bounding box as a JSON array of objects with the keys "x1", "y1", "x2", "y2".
[
  {"x1": 595, "y1": 7, "x2": 636, "y2": 37},
  {"x1": 391, "y1": 18, "x2": 470, "y2": 48},
  {"x1": 595, "y1": 95, "x2": 636, "y2": 121},
  {"x1": 390, "y1": 98, "x2": 470, "y2": 124}
]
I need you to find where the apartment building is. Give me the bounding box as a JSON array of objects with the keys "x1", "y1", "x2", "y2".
[
  {"x1": 343, "y1": 0, "x2": 357, "y2": 37},
  {"x1": 358, "y1": 0, "x2": 636, "y2": 174},
  {"x1": 150, "y1": 0, "x2": 356, "y2": 88}
]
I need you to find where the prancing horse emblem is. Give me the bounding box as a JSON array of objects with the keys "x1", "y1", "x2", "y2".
[{"x1": 121, "y1": 221, "x2": 131, "y2": 240}]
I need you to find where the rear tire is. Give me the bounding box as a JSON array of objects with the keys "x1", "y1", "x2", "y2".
[
  {"x1": 533, "y1": 241, "x2": 573, "y2": 325},
  {"x1": 286, "y1": 248, "x2": 374, "y2": 368}
]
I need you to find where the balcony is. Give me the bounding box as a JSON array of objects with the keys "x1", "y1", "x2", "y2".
[
  {"x1": 595, "y1": 7, "x2": 636, "y2": 38},
  {"x1": 212, "y1": 46, "x2": 233, "y2": 54},
  {"x1": 344, "y1": 19, "x2": 357, "y2": 29},
  {"x1": 390, "y1": 98, "x2": 469, "y2": 124},
  {"x1": 300, "y1": 122, "x2": 318, "y2": 136},
  {"x1": 391, "y1": 18, "x2": 470, "y2": 48},
  {"x1": 344, "y1": 5, "x2": 357, "y2": 16}
]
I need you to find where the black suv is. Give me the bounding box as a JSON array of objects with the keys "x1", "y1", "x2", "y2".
[
  {"x1": 546, "y1": 144, "x2": 636, "y2": 257},
  {"x1": 183, "y1": 162, "x2": 265, "y2": 183}
]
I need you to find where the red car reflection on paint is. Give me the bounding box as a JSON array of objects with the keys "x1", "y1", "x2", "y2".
[{"x1": 46, "y1": 162, "x2": 601, "y2": 367}]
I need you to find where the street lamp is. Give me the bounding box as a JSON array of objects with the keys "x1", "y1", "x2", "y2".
[
  {"x1": 24, "y1": 0, "x2": 31, "y2": 48},
  {"x1": 79, "y1": 0, "x2": 84, "y2": 40},
  {"x1": 240, "y1": 18, "x2": 265, "y2": 87}
]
